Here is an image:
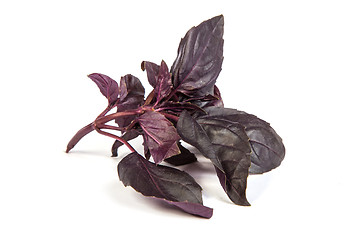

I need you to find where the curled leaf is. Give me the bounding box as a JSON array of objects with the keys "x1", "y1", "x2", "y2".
[
  {"x1": 88, "y1": 73, "x2": 119, "y2": 105},
  {"x1": 141, "y1": 61, "x2": 160, "y2": 88}
]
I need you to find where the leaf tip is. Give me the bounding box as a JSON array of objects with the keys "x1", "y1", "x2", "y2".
[{"x1": 141, "y1": 61, "x2": 145, "y2": 71}]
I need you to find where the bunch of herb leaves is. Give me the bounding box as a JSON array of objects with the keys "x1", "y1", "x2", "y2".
[{"x1": 66, "y1": 15, "x2": 285, "y2": 219}]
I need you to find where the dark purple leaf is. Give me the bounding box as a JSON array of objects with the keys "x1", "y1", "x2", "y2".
[
  {"x1": 141, "y1": 61, "x2": 160, "y2": 88},
  {"x1": 176, "y1": 111, "x2": 223, "y2": 171},
  {"x1": 88, "y1": 73, "x2": 119, "y2": 105},
  {"x1": 115, "y1": 74, "x2": 145, "y2": 129},
  {"x1": 199, "y1": 107, "x2": 286, "y2": 174},
  {"x1": 171, "y1": 15, "x2": 224, "y2": 96},
  {"x1": 118, "y1": 152, "x2": 213, "y2": 218},
  {"x1": 177, "y1": 111, "x2": 251, "y2": 206},
  {"x1": 154, "y1": 61, "x2": 172, "y2": 102},
  {"x1": 138, "y1": 111, "x2": 181, "y2": 164},
  {"x1": 165, "y1": 142, "x2": 197, "y2": 166}
]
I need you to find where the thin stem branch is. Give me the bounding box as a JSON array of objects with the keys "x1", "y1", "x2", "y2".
[
  {"x1": 98, "y1": 124, "x2": 126, "y2": 132},
  {"x1": 160, "y1": 112, "x2": 179, "y2": 121},
  {"x1": 95, "y1": 108, "x2": 144, "y2": 126},
  {"x1": 94, "y1": 127, "x2": 136, "y2": 153},
  {"x1": 66, "y1": 122, "x2": 94, "y2": 153}
]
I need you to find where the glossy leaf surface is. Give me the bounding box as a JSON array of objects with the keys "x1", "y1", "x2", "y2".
[
  {"x1": 200, "y1": 107, "x2": 286, "y2": 174},
  {"x1": 88, "y1": 73, "x2": 119, "y2": 105},
  {"x1": 170, "y1": 15, "x2": 224, "y2": 96},
  {"x1": 138, "y1": 111, "x2": 180, "y2": 164},
  {"x1": 118, "y1": 152, "x2": 213, "y2": 218}
]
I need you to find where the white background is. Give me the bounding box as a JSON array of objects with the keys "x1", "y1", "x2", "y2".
[{"x1": 1, "y1": 0, "x2": 359, "y2": 239}]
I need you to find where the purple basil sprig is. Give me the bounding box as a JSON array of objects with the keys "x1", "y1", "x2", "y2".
[{"x1": 66, "y1": 15, "x2": 286, "y2": 219}]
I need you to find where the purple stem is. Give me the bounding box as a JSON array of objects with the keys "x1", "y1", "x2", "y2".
[
  {"x1": 94, "y1": 127, "x2": 136, "y2": 153},
  {"x1": 66, "y1": 123, "x2": 94, "y2": 153}
]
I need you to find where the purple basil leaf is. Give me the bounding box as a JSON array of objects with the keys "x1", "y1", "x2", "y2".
[
  {"x1": 118, "y1": 152, "x2": 213, "y2": 218},
  {"x1": 200, "y1": 107, "x2": 286, "y2": 174},
  {"x1": 138, "y1": 111, "x2": 181, "y2": 164},
  {"x1": 176, "y1": 111, "x2": 223, "y2": 171},
  {"x1": 141, "y1": 61, "x2": 160, "y2": 88},
  {"x1": 88, "y1": 73, "x2": 119, "y2": 105},
  {"x1": 115, "y1": 74, "x2": 145, "y2": 129},
  {"x1": 170, "y1": 15, "x2": 224, "y2": 96},
  {"x1": 164, "y1": 142, "x2": 197, "y2": 166},
  {"x1": 177, "y1": 111, "x2": 251, "y2": 206},
  {"x1": 154, "y1": 61, "x2": 172, "y2": 102}
]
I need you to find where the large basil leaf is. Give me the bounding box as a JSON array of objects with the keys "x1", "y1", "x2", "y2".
[
  {"x1": 177, "y1": 111, "x2": 251, "y2": 205},
  {"x1": 115, "y1": 74, "x2": 145, "y2": 129},
  {"x1": 88, "y1": 73, "x2": 119, "y2": 105},
  {"x1": 118, "y1": 152, "x2": 213, "y2": 218},
  {"x1": 170, "y1": 15, "x2": 224, "y2": 96},
  {"x1": 138, "y1": 111, "x2": 180, "y2": 164},
  {"x1": 199, "y1": 107, "x2": 286, "y2": 174}
]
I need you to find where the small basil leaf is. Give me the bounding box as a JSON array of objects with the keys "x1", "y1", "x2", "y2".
[
  {"x1": 200, "y1": 107, "x2": 286, "y2": 174},
  {"x1": 165, "y1": 142, "x2": 197, "y2": 166},
  {"x1": 138, "y1": 111, "x2": 181, "y2": 164},
  {"x1": 170, "y1": 15, "x2": 224, "y2": 96},
  {"x1": 118, "y1": 152, "x2": 213, "y2": 218},
  {"x1": 154, "y1": 60, "x2": 172, "y2": 102},
  {"x1": 115, "y1": 74, "x2": 145, "y2": 129},
  {"x1": 88, "y1": 73, "x2": 119, "y2": 105},
  {"x1": 141, "y1": 61, "x2": 160, "y2": 88}
]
